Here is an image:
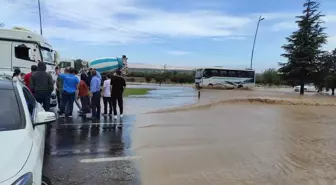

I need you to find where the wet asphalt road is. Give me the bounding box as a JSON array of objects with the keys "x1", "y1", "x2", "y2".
[
  {"x1": 42, "y1": 85, "x2": 198, "y2": 185},
  {"x1": 43, "y1": 115, "x2": 140, "y2": 185}
]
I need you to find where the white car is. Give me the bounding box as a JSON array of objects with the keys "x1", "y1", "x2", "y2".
[
  {"x1": 0, "y1": 81, "x2": 56, "y2": 185},
  {"x1": 0, "y1": 71, "x2": 57, "y2": 108},
  {"x1": 293, "y1": 84, "x2": 316, "y2": 92}
]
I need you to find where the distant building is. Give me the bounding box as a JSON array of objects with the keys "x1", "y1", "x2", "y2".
[{"x1": 128, "y1": 63, "x2": 195, "y2": 74}]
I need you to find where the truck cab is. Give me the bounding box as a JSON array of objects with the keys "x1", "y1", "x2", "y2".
[
  {"x1": 0, "y1": 28, "x2": 57, "y2": 79},
  {"x1": 0, "y1": 28, "x2": 58, "y2": 108}
]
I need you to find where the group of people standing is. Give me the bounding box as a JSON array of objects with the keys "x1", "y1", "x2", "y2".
[
  {"x1": 12, "y1": 62, "x2": 126, "y2": 125},
  {"x1": 55, "y1": 66, "x2": 126, "y2": 122},
  {"x1": 14, "y1": 62, "x2": 54, "y2": 112}
]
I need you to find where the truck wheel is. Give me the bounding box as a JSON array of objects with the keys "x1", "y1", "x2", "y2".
[
  {"x1": 42, "y1": 175, "x2": 52, "y2": 185},
  {"x1": 237, "y1": 85, "x2": 243, "y2": 89}
]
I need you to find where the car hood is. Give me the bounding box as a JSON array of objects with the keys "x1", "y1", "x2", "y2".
[{"x1": 0, "y1": 130, "x2": 32, "y2": 183}]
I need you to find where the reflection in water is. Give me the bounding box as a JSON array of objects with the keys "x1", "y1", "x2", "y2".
[
  {"x1": 47, "y1": 118, "x2": 127, "y2": 157},
  {"x1": 133, "y1": 104, "x2": 336, "y2": 185}
]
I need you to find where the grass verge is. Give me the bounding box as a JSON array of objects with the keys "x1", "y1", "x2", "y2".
[{"x1": 123, "y1": 88, "x2": 152, "y2": 97}]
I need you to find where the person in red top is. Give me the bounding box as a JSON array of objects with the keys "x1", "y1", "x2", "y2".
[
  {"x1": 24, "y1": 65, "x2": 37, "y2": 92},
  {"x1": 78, "y1": 73, "x2": 90, "y2": 115}
]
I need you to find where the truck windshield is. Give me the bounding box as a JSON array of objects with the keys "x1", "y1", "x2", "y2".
[{"x1": 41, "y1": 47, "x2": 54, "y2": 65}]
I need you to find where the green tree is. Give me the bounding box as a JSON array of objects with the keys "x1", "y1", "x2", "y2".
[
  {"x1": 255, "y1": 73, "x2": 263, "y2": 84},
  {"x1": 153, "y1": 75, "x2": 165, "y2": 84},
  {"x1": 262, "y1": 68, "x2": 281, "y2": 86},
  {"x1": 279, "y1": 0, "x2": 327, "y2": 95},
  {"x1": 324, "y1": 49, "x2": 336, "y2": 95},
  {"x1": 314, "y1": 52, "x2": 332, "y2": 91},
  {"x1": 144, "y1": 74, "x2": 152, "y2": 83}
]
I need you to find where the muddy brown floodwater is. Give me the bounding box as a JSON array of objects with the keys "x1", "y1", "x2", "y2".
[{"x1": 132, "y1": 89, "x2": 336, "y2": 185}]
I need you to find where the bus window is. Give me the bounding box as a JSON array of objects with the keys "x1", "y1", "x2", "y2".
[
  {"x1": 211, "y1": 70, "x2": 219, "y2": 77},
  {"x1": 236, "y1": 71, "x2": 243, "y2": 77},
  {"x1": 246, "y1": 71, "x2": 255, "y2": 78},
  {"x1": 203, "y1": 69, "x2": 212, "y2": 78},
  {"x1": 220, "y1": 70, "x2": 228, "y2": 77},
  {"x1": 228, "y1": 70, "x2": 237, "y2": 77}
]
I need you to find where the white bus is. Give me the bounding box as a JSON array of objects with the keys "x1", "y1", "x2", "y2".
[{"x1": 195, "y1": 67, "x2": 256, "y2": 89}]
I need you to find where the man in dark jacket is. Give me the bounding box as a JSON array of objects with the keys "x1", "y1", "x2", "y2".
[
  {"x1": 110, "y1": 70, "x2": 126, "y2": 122},
  {"x1": 30, "y1": 62, "x2": 54, "y2": 111}
]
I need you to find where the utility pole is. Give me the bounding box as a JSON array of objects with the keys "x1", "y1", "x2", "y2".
[
  {"x1": 38, "y1": 0, "x2": 43, "y2": 35},
  {"x1": 250, "y1": 16, "x2": 265, "y2": 69}
]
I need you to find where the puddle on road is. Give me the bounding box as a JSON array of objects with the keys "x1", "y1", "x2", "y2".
[
  {"x1": 131, "y1": 88, "x2": 336, "y2": 185},
  {"x1": 124, "y1": 85, "x2": 198, "y2": 114}
]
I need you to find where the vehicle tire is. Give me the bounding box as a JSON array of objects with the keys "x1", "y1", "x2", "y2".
[
  {"x1": 304, "y1": 88, "x2": 307, "y2": 91},
  {"x1": 208, "y1": 84, "x2": 214, "y2": 88},
  {"x1": 41, "y1": 175, "x2": 52, "y2": 185},
  {"x1": 237, "y1": 85, "x2": 243, "y2": 89}
]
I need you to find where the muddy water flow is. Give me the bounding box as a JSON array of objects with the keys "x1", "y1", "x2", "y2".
[{"x1": 131, "y1": 87, "x2": 336, "y2": 185}]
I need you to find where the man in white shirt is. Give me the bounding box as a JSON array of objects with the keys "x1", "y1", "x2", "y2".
[{"x1": 102, "y1": 74, "x2": 112, "y2": 116}]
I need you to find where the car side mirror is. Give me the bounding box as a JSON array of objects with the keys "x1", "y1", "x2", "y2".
[{"x1": 34, "y1": 111, "x2": 56, "y2": 127}]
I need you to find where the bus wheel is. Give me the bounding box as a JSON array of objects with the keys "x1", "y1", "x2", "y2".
[
  {"x1": 208, "y1": 84, "x2": 214, "y2": 88},
  {"x1": 237, "y1": 85, "x2": 243, "y2": 89}
]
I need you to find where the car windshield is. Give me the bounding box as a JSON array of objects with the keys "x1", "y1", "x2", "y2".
[
  {"x1": 0, "y1": 89, "x2": 23, "y2": 131},
  {"x1": 0, "y1": 74, "x2": 12, "y2": 81}
]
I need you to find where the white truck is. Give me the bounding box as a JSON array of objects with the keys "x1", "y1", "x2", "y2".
[
  {"x1": 0, "y1": 28, "x2": 58, "y2": 107},
  {"x1": 0, "y1": 28, "x2": 57, "y2": 77}
]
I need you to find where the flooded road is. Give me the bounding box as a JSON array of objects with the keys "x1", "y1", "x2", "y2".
[
  {"x1": 125, "y1": 85, "x2": 197, "y2": 113},
  {"x1": 132, "y1": 87, "x2": 336, "y2": 185},
  {"x1": 43, "y1": 84, "x2": 197, "y2": 185},
  {"x1": 44, "y1": 85, "x2": 336, "y2": 184}
]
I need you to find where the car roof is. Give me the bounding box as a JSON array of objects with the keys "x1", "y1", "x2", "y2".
[{"x1": 0, "y1": 80, "x2": 15, "y2": 90}]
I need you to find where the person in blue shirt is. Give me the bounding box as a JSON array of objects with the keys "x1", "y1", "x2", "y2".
[
  {"x1": 95, "y1": 69, "x2": 102, "y2": 80},
  {"x1": 58, "y1": 67, "x2": 80, "y2": 118},
  {"x1": 89, "y1": 70, "x2": 102, "y2": 120}
]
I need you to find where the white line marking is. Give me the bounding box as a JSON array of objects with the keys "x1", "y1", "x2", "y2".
[
  {"x1": 80, "y1": 156, "x2": 142, "y2": 163},
  {"x1": 59, "y1": 123, "x2": 132, "y2": 126}
]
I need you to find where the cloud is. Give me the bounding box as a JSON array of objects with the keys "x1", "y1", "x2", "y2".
[
  {"x1": 267, "y1": 13, "x2": 336, "y2": 32},
  {"x1": 0, "y1": 0, "x2": 253, "y2": 44},
  {"x1": 212, "y1": 36, "x2": 247, "y2": 41},
  {"x1": 324, "y1": 36, "x2": 336, "y2": 51},
  {"x1": 265, "y1": 12, "x2": 336, "y2": 51},
  {"x1": 272, "y1": 21, "x2": 297, "y2": 31},
  {"x1": 167, "y1": 50, "x2": 191, "y2": 56}
]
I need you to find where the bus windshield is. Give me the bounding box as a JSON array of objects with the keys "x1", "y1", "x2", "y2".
[{"x1": 195, "y1": 69, "x2": 203, "y2": 79}]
